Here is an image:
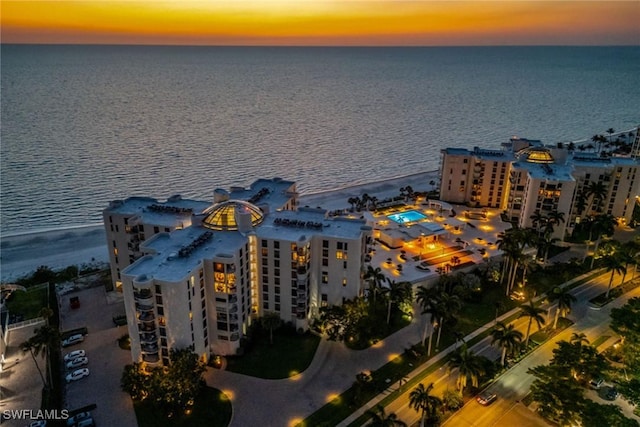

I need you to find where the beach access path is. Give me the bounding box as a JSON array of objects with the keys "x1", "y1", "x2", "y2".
[{"x1": 0, "y1": 171, "x2": 438, "y2": 282}]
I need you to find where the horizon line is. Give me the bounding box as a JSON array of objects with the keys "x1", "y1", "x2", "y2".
[{"x1": 2, "y1": 42, "x2": 638, "y2": 48}]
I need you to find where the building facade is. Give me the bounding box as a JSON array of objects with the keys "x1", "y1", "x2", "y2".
[
  {"x1": 103, "y1": 178, "x2": 371, "y2": 365},
  {"x1": 440, "y1": 135, "x2": 640, "y2": 239}
]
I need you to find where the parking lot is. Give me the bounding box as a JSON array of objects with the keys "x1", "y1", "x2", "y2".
[{"x1": 59, "y1": 286, "x2": 137, "y2": 427}]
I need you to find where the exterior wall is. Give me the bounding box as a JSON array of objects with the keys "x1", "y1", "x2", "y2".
[
  {"x1": 103, "y1": 206, "x2": 185, "y2": 293},
  {"x1": 439, "y1": 152, "x2": 471, "y2": 204},
  {"x1": 506, "y1": 168, "x2": 528, "y2": 223}
]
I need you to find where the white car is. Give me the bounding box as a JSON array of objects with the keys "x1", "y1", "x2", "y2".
[
  {"x1": 62, "y1": 334, "x2": 84, "y2": 347},
  {"x1": 63, "y1": 349, "x2": 85, "y2": 362},
  {"x1": 66, "y1": 356, "x2": 88, "y2": 369},
  {"x1": 65, "y1": 368, "x2": 89, "y2": 383}
]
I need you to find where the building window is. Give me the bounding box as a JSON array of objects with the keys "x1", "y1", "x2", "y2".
[
  {"x1": 262, "y1": 239, "x2": 268, "y2": 247},
  {"x1": 275, "y1": 304, "x2": 280, "y2": 312},
  {"x1": 321, "y1": 294, "x2": 328, "y2": 307},
  {"x1": 322, "y1": 259, "x2": 328, "y2": 267},
  {"x1": 322, "y1": 240, "x2": 329, "y2": 248},
  {"x1": 342, "y1": 278, "x2": 347, "y2": 287},
  {"x1": 322, "y1": 272, "x2": 328, "y2": 284}
]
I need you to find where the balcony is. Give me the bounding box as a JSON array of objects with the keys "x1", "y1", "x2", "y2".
[
  {"x1": 136, "y1": 302, "x2": 154, "y2": 312},
  {"x1": 138, "y1": 322, "x2": 155, "y2": 332},
  {"x1": 141, "y1": 344, "x2": 159, "y2": 354},
  {"x1": 134, "y1": 288, "x2": 152, "y2": 299},
  {"x1": 140, "y1": 333, "x2": 157, "y2": 343},
  {"x1": 138, "y1": 312, "x2": 155, "y2": 322},
  {"x1": 142, "y1": 353, "x2": 160, "y2": 363}
]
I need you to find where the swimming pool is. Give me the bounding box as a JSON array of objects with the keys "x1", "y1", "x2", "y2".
[{"x1": 387, "y1": 210, "x2": 427, "y2": 224}]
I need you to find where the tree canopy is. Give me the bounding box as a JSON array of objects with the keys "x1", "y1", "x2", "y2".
[{"x1": 121, "y1": 346, "x2": 207, "y2": 417}]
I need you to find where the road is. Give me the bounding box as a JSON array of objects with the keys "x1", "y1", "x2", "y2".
[{"x1": 377, "y1": 272, "x2": 636, "y2": 427}]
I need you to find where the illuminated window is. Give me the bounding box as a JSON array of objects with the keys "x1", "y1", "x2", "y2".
[{"x1": 342, "y1": 278, "x2": 347, "y2": 287}]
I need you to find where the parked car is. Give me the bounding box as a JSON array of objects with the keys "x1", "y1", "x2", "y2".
[
  {"x1": 66, "y1": 356, "x2": 88, "y2": 369},
  {"x1": 62, "y1": 334, "x2": 84, "y2": 347},
  {"x1": 76, "y1": 418, "x2": 95, "y2": 427},
  {"x1": 589, "y1": 378, "x2": 604, "y2": 389},
  {"x1": 476, "y1": 391, "x2": 497, "y2": 406},
  {"x1": 65, "y1": 368, "x2": 90, "y2": 383},
  {"x1": 63, "y1": 349, "x2": 86, "y2": 362},
  {"x1": 66, "y1": 412, "x2": 92, "y2": 427},
  {"x1": 604, "y1": 387, "x2": 618, "y2": 401}
]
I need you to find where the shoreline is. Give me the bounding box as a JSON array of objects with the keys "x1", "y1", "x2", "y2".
[{"x1": 0, "y1": 171, "x2": 438, "y2": 281}]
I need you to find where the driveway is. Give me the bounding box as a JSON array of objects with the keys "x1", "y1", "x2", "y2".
[{"x1": 59, "y1": 286, "x2": 137, "y2": 427}]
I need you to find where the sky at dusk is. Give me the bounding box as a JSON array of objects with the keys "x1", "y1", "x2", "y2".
[{"x1": 1, "y1": 1, "x2": 638, "y2": 46}]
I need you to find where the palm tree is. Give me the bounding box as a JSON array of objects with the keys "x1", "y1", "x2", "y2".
[
  {"x1": 416, "y1": 285, "x2": 439, "y2": 355},
  {"x1": 491, "y1": 321, "x2": 523, "y2": 367},
  {"x1": 365, "y1": 265, "x2": 386, "y2": 306},
  {"x1": 384, "y1": 279, "x2": 412, "y2": 324},
  {"x1": 583, "y1": 181, "x2": 608, "y2": 215},
  {"x1": 448, "y1": 344, "x2": 485, "y2": 392},
  {"x1": 588, "y1": 214, "x2": 618, "y2": 268},
  {"x1": 435, "y1": 291, "x2": 462, "y2": 349},
  {"x1": 619, "y1": 239, "x2": 640, "y2": 282},
  {"x1": 549, "y1": 287, "x2": 577, "y2": 329},
  {"x1": 518, "y1": 299, "x2": 546, "y2": 348},
  {"x1": 538, "y1": 233, "x2": 560, "y2": 264},
  {"x1": 570, "y1": 332, "x2": 590, "y2": 346},
  {"x1": 602, "y1": 253, "x2": 626, "y2": 298},
  {"x1": 409, "y1": 382, "x2": 443, "y2": 427},
  {"x1": 529, "y1": 211, "x2": 547, "y2": 236},
  {"x1": 20, "y1": 324, "x2": 60, "y2": 390},
  {"x1": 367, "y1": 405, "x2": 407, "y2": 427},
  {"x1": 606, "y1": 128, "x2": 615, "y2": 145},
  {"x1": 261, "y1": 312, "x2": 282, "y2": 344}
]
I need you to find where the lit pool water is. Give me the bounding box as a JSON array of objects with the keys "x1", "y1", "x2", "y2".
[{"x1": 388, "y1": 210, "x2": 427, "y2": 224}]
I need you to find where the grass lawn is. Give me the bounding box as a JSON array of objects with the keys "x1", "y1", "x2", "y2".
[
  {"x1": 530, "y1": 317, "x2": 573, "y2": 344},
  {"x1": 4, "y1": 286, "x2": 48, "y2": 320},
  {"x1": 134, "y1": 387, "x2": 231, "y2": 427},
  {"x1": 225, "y1": 329, "x2": 320, "y2": 379}
]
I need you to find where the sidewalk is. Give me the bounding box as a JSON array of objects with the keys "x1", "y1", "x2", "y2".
[{"x1": 336, "y1": 268, "x2": 602, "y2": 426}]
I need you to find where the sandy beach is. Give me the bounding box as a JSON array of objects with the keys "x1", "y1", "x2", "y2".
[{"x1": 0, "y1": 171, "x2": 438, "y2": 282}]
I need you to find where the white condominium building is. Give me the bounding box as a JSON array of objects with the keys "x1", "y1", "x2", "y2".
[
  {"x1": 440, "y1": 136, "x2": 640, "y2": 239},
  {"x1": 103, "y1": 178, "x2": 371, "y2": 365}
]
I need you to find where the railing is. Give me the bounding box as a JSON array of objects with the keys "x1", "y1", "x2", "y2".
[{"x1": 7, "y1": 317, "x2": 45, "y2": 331}]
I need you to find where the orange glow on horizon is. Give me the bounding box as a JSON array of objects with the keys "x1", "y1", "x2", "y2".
[{"x1": 1, "y1": 1, "x2": 638, "y2": 46}]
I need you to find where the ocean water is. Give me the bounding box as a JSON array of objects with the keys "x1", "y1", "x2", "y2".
[{"x1": 1, "y1": 45, "x2": 639, "y2": 235}]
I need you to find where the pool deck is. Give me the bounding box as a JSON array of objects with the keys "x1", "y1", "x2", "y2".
[{"x1": 365, "y1": 201, "x2": 513, "y2": 287}]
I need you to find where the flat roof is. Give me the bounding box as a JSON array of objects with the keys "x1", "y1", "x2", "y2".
[
  {"x1": 229, "y1": 177, "x2": 296, "y2": 212},
  {"x1": 124, "y1": 226, "x2": 247, "y2": 283}
]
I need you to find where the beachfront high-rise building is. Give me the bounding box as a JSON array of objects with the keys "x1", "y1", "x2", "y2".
[
  {"x1": 439, "y1": 134, "x2": 640, "y2": 239},
  {"x1": 103, "y1": 178, "x2": 371, "y2": 365}
]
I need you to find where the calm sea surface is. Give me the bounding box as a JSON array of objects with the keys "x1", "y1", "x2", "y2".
[{"x1": 1, "y1": 45, "x2": 639, "y2": 235}]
